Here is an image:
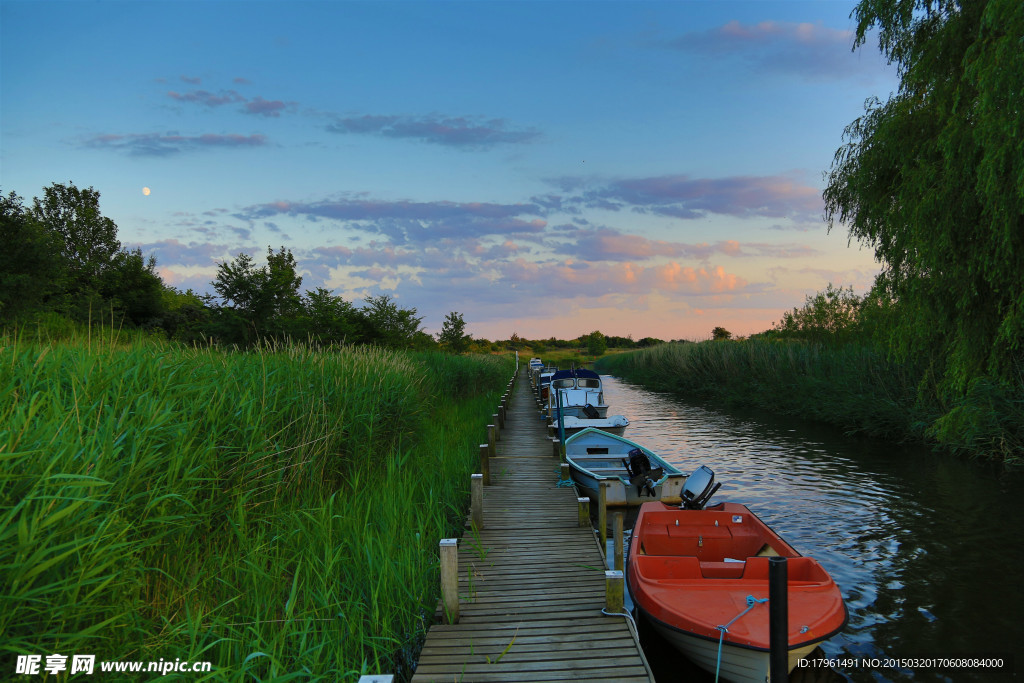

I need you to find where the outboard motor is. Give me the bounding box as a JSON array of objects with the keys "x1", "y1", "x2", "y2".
[
  {"x1": 582, "y1": 403, "x2": 600, "y2": 419},
  {"x1": 622, "y1": 448, "x2": 664, "y2": 497},
  {"x1": 680, "y1": 465, "x2": 721, "y2": 509}
]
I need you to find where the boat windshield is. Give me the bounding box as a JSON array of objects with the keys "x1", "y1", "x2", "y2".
[
  {"x1": 578, "y1": 378, "x2": 601, "y2": 388},
  {"x1": 553, "y1": 379, "x2": 575, "y2": 389}
]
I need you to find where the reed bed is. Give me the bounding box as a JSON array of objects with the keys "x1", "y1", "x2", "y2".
[
  {"x1": 1, "y1": 328, "x2": 513, "y2": 681},
  {"x1": 596, "y1": 339, "x2": 925, "y2": 441}
]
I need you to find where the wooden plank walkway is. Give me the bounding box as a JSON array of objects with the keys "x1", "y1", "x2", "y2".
[{"x1": 411, "y1": 369, "x2": 654, "y2": 683}]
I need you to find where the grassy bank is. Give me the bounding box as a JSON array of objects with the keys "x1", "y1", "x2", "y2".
[
  {"x1": 1, "y1": 328, "x2": 513, "y2": 681},
  {"x1": 596, "y1": 340, "x2": 1023, "y2": 462},
  {"x1": 597, "y1": 339, "x2": 925, "y2": 440}
]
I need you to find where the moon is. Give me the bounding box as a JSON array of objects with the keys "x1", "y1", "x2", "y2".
[{"x1": 142, "y1": 187, "x2": 151, "y2": 196}]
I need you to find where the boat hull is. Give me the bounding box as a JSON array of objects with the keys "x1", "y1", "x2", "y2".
[
  {"x1": 557, "y1": 414, "x2": 629, "y2": 437},
  {"x1": 627, "y1": 501, "x2": 847, "y2": 682},
  {"x1": 563, "y1": 428, "x2": 685, "y2": 506},
  {"x1": 640, "y1": 609, "x2": 818, "y2": 683}
]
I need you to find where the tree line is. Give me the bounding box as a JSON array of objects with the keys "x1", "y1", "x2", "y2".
[
  {"x1": 1, "y1": 184, "x2": 665, "y2": 355},
  {"x1": 0, "y1": 183, "x2": 473, "y2": 350}
]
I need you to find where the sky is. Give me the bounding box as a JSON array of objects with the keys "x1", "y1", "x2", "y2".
[{"x1": 0, "y1": 0, "x2": 899, "y2": 341}]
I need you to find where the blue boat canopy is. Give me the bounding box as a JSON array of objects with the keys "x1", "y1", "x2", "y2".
[{"x1": 550, "y1": 368, "x2": 600, "y2": 382}]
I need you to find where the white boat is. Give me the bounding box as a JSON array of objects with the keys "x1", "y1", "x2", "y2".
[
  {"x1": 546, "y1": 368, "x2": 609, "y2": 419},
  {"x1": 563, "y1": 428, "x2": 685, "y2": 506},
  {"x1": 556, "y1": 414, "x2": 629, "y2": 437}
]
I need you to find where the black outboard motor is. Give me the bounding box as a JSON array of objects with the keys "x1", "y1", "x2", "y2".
[
  {"x1": 680, "y1": 465, "x2": 721, "y2": 510},
  {"x1": 582, "y1": 403, "x2": 600, "y2": 419},
  {"x1": 623, "y1": 448, "x2": 664, "y2": 497}
]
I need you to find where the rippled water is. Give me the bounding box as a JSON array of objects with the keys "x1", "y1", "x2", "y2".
[{"x1": 602, "y1": 375, "x2": 1022, "y2": 682}]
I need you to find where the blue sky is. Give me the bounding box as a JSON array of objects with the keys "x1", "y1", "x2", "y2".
[{"x1": 1, "y1": 0, "x2": 897, "y2": 340}]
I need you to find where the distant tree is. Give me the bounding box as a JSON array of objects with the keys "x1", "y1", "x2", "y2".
[
  {"x1": 98, "y1": 247, "x2": 164, "y2": 326},
  {"x1": 584, "y1": 330, "x2": 607, "y2": 356},
  {"x1": 774, "y1": 284, "x2": 863, "y2": 343},
  {"x1": 31, "y1": 182, "x2": 120, "y2": 296},
  {"x1": 635, "y1": 336, "x2": 664, "y2": 348},
  {"x1": 507, "y1": 332, "x2": 523, "y2": 350},
  {"x1": 605, "y1": 334, "x2": 634, "y2": 349},
  {"x1": 211, "y1": 246, "x2": 302, "y2": 340},
  {"x1": 438, "y1": 311, "x2": 471, "y2": 353},
  {"x1": 265, "y1": 246, "x2": 303, "y2": 319},
  {"x1": 0, "y1": 191, "x2": 64, "y2": 321},
  {"x1": 362, "y1": 294, "x2": 424, "y2": 348},
  {"x1": 712, "y1": 327, "x2": 732, "y2": 341},
  {"x1": 158, "y1": 286, "x2": 209, "y2": 342},
  {"x1": 301, "y1": 287, "x2": 360, "y2": 344},
  {"x1": 411, "y1": 330, "x2": 439, "y2": 351}
]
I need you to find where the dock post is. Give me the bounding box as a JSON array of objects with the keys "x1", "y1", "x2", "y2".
[
  {"x1": 769, "y1": 556, "x2": 789, "y2": 683},
  {"x1": 498, "y1": 405, "x2": 505, "y2": 429},
  {"x1": 440, "y1": 539, "x2": 459, "y2": 624},
  {"x1": 470, "y1": 474, "x2": 483, "y2": 530},
  {"x1": 357, "y1": 676, "x2": 393, "y2": 683},
  {"x1": 479, "y1": 443, "x2": 490, "y2": 485},
  {"x1": 598, "y1": 481, "x2": 609, "y2": 549},
  {"x1": 492, "y1": 414, "x2": 500, "y2": 441},
  {"x1": 560, "y1": 463, "x2": 570, "y2": 483},
  {"x1": 551, "y1": 437, "x2": 560, "y2": 458},
  {"x1": 613, "y1": 511, "x2": 624, "y2": 571},
  {"x1": 605, "y1": 569, "x2": 624, "y2": 613},
  {"x1": 578, "y1": 497, "x2": 590, "y2": 527},
  {"x1": 487, "y1": 424, "x2": 496, "y2": 460}
]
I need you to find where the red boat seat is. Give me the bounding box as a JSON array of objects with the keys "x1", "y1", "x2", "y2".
[
  {"x1": 640, "y1": 523, "x2": 735, "y2": 561},
  {"x1": 699, "y1": 561, "x2": 746, "y2": 579},
  {"x1": 741, "y1": 556, "x2": 830, "y2": 583}
]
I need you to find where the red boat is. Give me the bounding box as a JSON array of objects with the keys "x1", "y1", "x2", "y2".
[{"x1": 627, "y1": 467, "x2": 847, "y2": 683}]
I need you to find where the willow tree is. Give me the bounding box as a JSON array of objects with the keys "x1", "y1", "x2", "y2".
[{"x1": 824, "y1": 0, "x2": 1024, "y2": 395}]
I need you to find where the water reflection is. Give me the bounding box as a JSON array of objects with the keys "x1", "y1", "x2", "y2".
[{"x1": 602, "y1": 375, "x2": 1021, "y2": 682}]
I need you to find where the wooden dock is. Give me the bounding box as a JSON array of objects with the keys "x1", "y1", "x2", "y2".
[{"x1": 410, "y1": 369, "x2": 654, "y2": 683}]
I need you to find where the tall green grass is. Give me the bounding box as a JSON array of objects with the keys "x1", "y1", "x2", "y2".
[
  {"x1": 597, "y1": 339, "x2": 1024, "y2": 461},
  {"x1": 1, "y1": 328, "x2": 513, "y2": 681},
  {"x1": 596, "y1": 339, "x2": 926, "y2": 440}
]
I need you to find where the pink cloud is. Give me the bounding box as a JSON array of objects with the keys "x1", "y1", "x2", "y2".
[
  {"x1": 666, "y1": 20, "x2": 887, "y2": 82},
  {"x1": 168, "y1": 89, "x2": 245, "y2": 107},
  {"x1": 85, "y1": 132, "x2": 267, "y2": 156},
  {"x1": 244, "y1": 97, "x2": 290, "y2": 117},
  {"x1": 326, "y1": 113, "x2": 541, "y2": 148}
]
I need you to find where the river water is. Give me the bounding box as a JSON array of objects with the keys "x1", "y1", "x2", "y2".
[{"x1": 599, "y1": 375, "x2": 1021, "y2": 682}]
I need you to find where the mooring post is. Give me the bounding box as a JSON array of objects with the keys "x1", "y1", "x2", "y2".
[
  {"x1": 551, "y1": 436, "x2": 560, "y2": 458},
  {"x1": 498, "y1": 404, "x2": 505, "y2": 429},
  {"x1": 578, "y1": 497, "x2": 590, "y2": 527},
  {"x1": 613, "y1": 511, "x2": 624, "y2": 572},
  {"x1": 471, "y1": 473, "x2": 483, "y2": 530},
  {"x1": 605, "y1": 569, "x2": 624, "y2": 613},
  {"x1": 479, "y1": 443, "x2": 490, "y2": 485},
  {"x1": 769, "y1": 556, "x2": 789, "y2": 683},
  {"x1": 487, "y1": 424, "x2": 496, "y2": 460},
  {"x1": 357, "y1": 676, "x2": 393, "y2": 683},
  {"x1": 598, "y1": 481, "x2": 610, "y2": 549},
  {"x1": 492, "y1": 414, "x2": 500, "y2": 441},
  {"x1": 440, "y1": 539, "x2": 459, "y2": 624},
  {"x1": 559, "y1": 462, "x2": 570, "y2": 482}
]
